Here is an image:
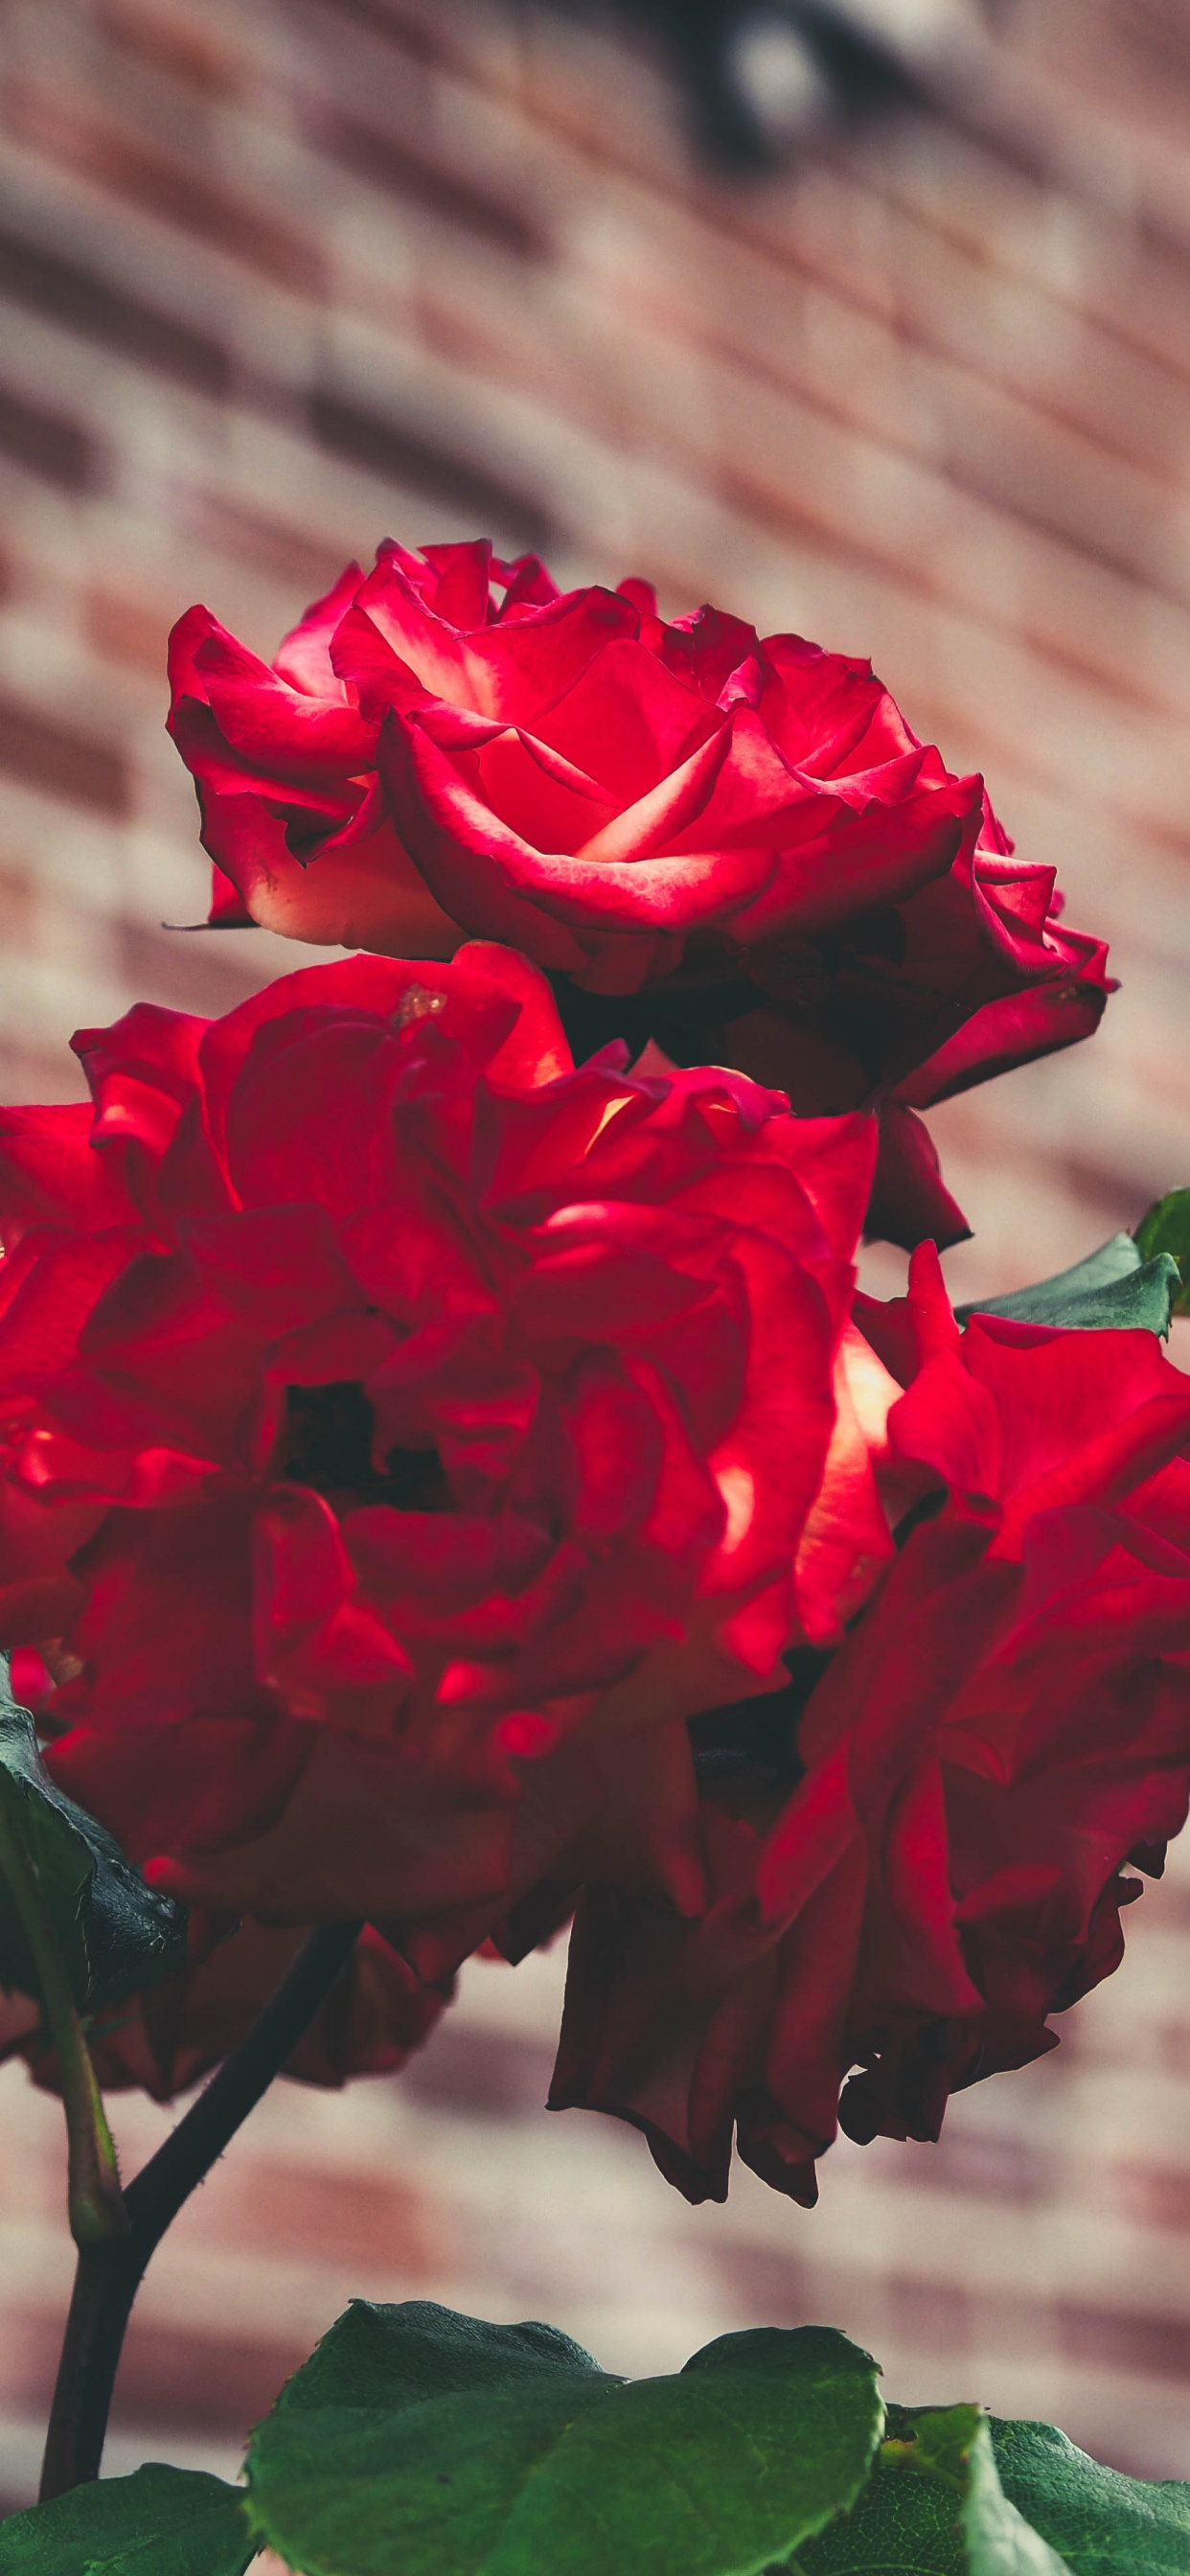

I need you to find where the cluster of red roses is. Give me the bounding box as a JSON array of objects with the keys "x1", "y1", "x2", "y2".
[{"x1": 0, "y1": 539, "x2": 1184, "y2": 2208}]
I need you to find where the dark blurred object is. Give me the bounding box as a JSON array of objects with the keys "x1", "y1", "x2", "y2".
[{"x1": 537, "y1": 0, "x2": 995, "y2": 166}]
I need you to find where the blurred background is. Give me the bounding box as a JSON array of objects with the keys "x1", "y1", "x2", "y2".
[{"x1": 1, "y1": 0, "x2": 1190, "y2": 2517}]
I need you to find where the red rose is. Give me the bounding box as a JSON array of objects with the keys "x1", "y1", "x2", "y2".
[
  {"x1": 550, "y1": 1246, "x2": 1190, "y2": 2204},
  {"x1": 0, "y1": 943, "x2": 886, "y2": 1975},
  {"x1": 0, "y1": 1917, "x2": 443, "y2": 2102},
  {"x1": 168, "y1": 540, "x2": 1110, "y2": 1253}
]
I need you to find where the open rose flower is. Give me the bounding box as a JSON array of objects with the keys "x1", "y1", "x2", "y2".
[
  {"x1": 168, "y1": 539, "x2": 1110, "y2": 1253},
  {"x1": 0, "y1": 1913, "x2": 444, "y2": 2102},
  {"x1": 550, "y1": 1247, "x2": 1190, "y2": 2203},
  {"x1": 0, "y1": 942, "x2": 888, "y2": 1981}
]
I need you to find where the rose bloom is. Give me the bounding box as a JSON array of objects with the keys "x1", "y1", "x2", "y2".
[
  {"x1": 0, "y1": 942, "x2": 889, "y2": 1983},
  {"x1": 0, "y1": 1913, "x2": 443, "y2": 2102},
  {"x1": 168, "y1": 539, "x2": 1110, "y2": 1253},
  {"x1": 550, "y1": 1245, "x2": 1190, "y2": 2204}
]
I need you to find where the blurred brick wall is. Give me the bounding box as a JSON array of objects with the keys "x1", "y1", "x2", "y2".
[{"x1": 3, "y1": 0, "x2": 1190, "y2": 2516}]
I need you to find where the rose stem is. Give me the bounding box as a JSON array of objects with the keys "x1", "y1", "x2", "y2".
[
  {"x1": 38, "y1": 1918, "x2": 363, "y2": 2502},
  {"x1": 0, "y1": 1785, "x2": 127, "y2": 2252}
]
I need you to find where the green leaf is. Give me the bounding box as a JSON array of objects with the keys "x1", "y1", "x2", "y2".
[
  {"x1": 793, "y1": 2412, "x2": 970, "y2": 2570},
  {"x1": 960, "y1": 2417, "x2": 1070, "y2": 2574},
  {"x1": 794, "y1": 2405, "x2": 1068, "y2": 2575},
  {"x1": 0, "y1": 1654, "x2": 187, "y2": 2015},
  {"x1": 244, "y1": 2301, "x2": 884, "y2": 2576},
  {"x1": 273, "y1": 2297, "x2": 616, "y2": 2416},
  {"x1": 956, "y1": 1234, "x2": 1179, "y2": 1337},
  {"x1": 0, "y1": 2464, "x2": 254, "y2": 2574},
  {"x1": 1134, "y1": 1191, "x2": 1190, "y2": 1316},
  {"x1": 992, "y1": 2419, "x2": 1190, "y2": 2573}
]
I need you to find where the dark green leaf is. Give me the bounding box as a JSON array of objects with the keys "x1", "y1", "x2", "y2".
[
  {"x1": 957, "y1": 2417, "x2": 1069, "y2": 2575},
  {"x1": 992, "y1": 2419, "x2": 1190, "y2": 2574},
  {"x1": 794, "y1": 2406, "x2": 1067, "y2": 2576},
  {"x1": 793, "y1": 2417, "x2": 969, "y2": 2571},
  {"x1": 245, "y1": 2301, "x2": 883, "y2": 2576},
  {"x1": 1134, "y1": 1191, "x2": 1190, "y2": 1316},
  {"x1": 274, "y1": 2297, "x2": 615, "y2": 2415},
  {"x1": 0, "y1": 2464, "x2": 254, "y2": 2575},
  {"x1": 0, "y1": 1654, "x2": 187, "y2": 2015},
  {"x1": 956, "y1": 1234, "x2": 1179, "y2": 1337}
]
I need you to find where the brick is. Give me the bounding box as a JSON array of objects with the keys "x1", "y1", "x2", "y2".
[
  {"x1": 99, "y1": 0, "x2": 245, "y2": 97},
  {"x1": 109, "y1": 2317, "x2": 310, "y2": 2437},
  {"x1": 0, "y1": 860, "x2": 36, "y2": 944},
  {"x1": 0, "y1": 379, "x2": 97, "y2": 491},
  {"x1": 0, "y1": 227, "x2": 231, "y2": 395},
  {"x1": 180, "y1": 490, "x2": 360, "y2": 596},
  {"x1": 0, "y1": 2303, "x2": 309, "y2": 2440},
  {"x1": 307, "y1": 0, "x2": 464, "y2": 72},
  {"x1": 7, "y1": 89, "x2": 323, "y2": 293},
  {"x1": 309, "y1": 105, "x2": 547, "y2": 260},
  {"x1": 1056, "y1": 2304, "x2": 1190, "y2": 2382},
  {"x1": 176, "y1": 2156, "x2": 445, "y2": 2275},
  {"x1": 0, "y1": 697, "x2": 130, "y2": 817},
  {"x1": 309, "y1": 390, "x2": 557, "y2": 549},
  {"x1": 1114, "y1": 2163, "x2": 1190, "y2": 2233},
  {"x1": 82, "y1": 584, "x2": 171, "y2": 678}
]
